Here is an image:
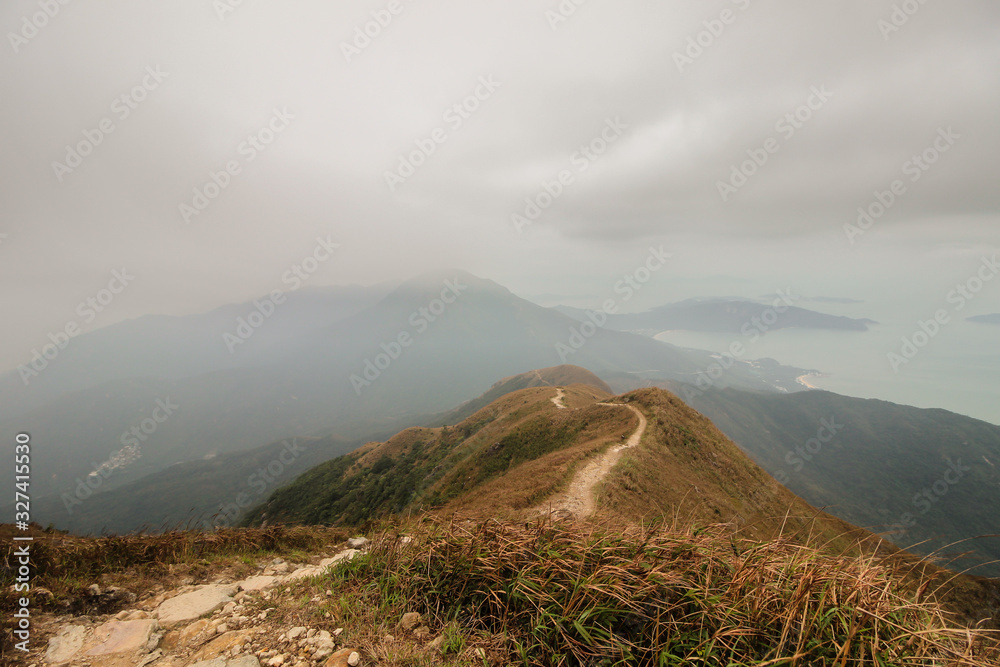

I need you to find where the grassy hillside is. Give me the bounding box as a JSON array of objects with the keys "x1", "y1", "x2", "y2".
[
  {"x1": 683, "y1": 387, "x2": 1000, "y2": 577},
  {"x1": 5, "y1": 521, "x2": 998, "y2": 665},
  {"x1": 244, "y1": 384, "x2": 632, "y2": 526},
  {"x1": 247, "y1": 384, "x2": 877, "y2": 556},
  {"x1": 429, "y1": 364, "x2": 611, "y2": 426},
  {"x1": 594, "y1": 389, "x2": 868, "y2": 547},
  {"x1": 7, "y1": 376, "x2": 1000, "y2": 663}
]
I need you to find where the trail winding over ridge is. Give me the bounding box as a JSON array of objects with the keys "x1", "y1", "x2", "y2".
[
  {"x1": 551, "y1": 387, "x2": 567, "y2": 409},
  {"x1": 535, "y1": 400, "x2": 647, "y2": 519}
]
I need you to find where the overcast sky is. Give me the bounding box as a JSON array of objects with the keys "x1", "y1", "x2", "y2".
[{"x1": 2, "y1": 0, "x2": 999, "y2": 374}]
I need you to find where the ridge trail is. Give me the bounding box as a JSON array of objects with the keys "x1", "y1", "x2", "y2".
[
  {"x1": 550, "y1": 387, "x2": 567, "y2": 409},
  {"x1": 535, "y1": 400, "x2": 647, "y2": 519}
]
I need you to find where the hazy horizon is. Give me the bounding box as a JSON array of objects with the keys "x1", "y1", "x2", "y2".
[{"x1": 2, "y1": 1, "x2": 998, "y2": 422}]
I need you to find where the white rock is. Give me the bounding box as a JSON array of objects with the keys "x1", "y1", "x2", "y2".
[
  {"x1": 346, "y1": 537, "x2": 369, "y2": 549},
  {"x1": 188, "y1": 659, "x2": 228, "y2": 667},
  {"x1": 84, "y1": 619, "x2": 159, "y2": 656},
  {"x1": 320, "y1": 550, "x2": 359, "y2": 569},
  {"x1": 287, "y1": 626, "x2": 306, "y2": 639},
  {"x1": 229, "y1": 657, "x2": 261, "y2": 667},
  {"x1": 237, "y1": 576, "x2": 280, "y2": 592},
  {"x1": 44, "y1": 625, "x2": 86, "y2": 664},
  {"x1": 284, "y1": 567, "x2": 321, "y2": 582},
  {"x1": 155, "y1": 585, "x2": 237, "y2": 626}
]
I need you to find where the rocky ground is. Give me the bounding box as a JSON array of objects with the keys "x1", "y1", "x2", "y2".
[{"x1": 21, "y1": 536, "x2": 458, "y2": 667}]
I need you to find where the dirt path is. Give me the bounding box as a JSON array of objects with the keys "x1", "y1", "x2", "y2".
[
  {"x1": 535, "y1": 402, "x2": 647, "y2": 519},
  {"x1": 550, "y1": 387, "x2": 567, "y2": 409}
]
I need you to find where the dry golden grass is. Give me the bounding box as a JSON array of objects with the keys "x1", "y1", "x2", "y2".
[
  {"x1": 321, "y1": 516, "x2": 1000, "y2": 666},
  {"x1": 439, "y1": 386, "x2": 637, "y2": 516}
]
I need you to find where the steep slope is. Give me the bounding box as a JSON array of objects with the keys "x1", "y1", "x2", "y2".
[
  {"x1": 680, "y1": 386, "x2": 1000, "y2": 577},
  {"x1": 244, "y1": 384, "x2": 630, "y2": 527},
  {"x1": 246, "y1": 383, "x2": 870, "y2": 551}
]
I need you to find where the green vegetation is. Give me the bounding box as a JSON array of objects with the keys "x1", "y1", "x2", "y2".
[
  {"x1": 244, "y1": 386, "x2": 627, "y2": 528},
  {"x1": 428, "y1": 417, "x2": 583, "y2": 505}
]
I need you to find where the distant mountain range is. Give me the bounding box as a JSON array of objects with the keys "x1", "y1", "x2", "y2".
[
  {"x1": 557, "y1": 297, "x2": 875, "y2": 335},
  {"x1": 13, "y1": 366, "x2": 610, "y2": 535},
  {"x1": 969, "y1": 313, "x2": 1000, "y2": 325},
  {"x1": 678, "y1": 385, "x2": 1000, "y2": 578},
  {"x1": 0, "y1": 273, "x2": 812, "y2": 531}
]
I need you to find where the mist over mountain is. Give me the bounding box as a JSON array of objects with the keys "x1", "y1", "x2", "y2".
[
  {"x1": 4, "y1": 3, "x2": 1000, "y2": 663},
  {"x1": 0, "y1": 272, "x2": 812, "y2": 524}
]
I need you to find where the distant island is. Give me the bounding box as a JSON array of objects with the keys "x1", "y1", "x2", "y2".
[
  {"x1": 558, "y1": 297, "x2": 876, "y2": 335},
  {"x1": 968, "y1": 314, "x2": 1000, "y2": 325}
]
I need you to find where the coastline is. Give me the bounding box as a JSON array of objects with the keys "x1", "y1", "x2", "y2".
[{"x1": 796, "y1": 373, "x2": 824, "y2": 390}]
